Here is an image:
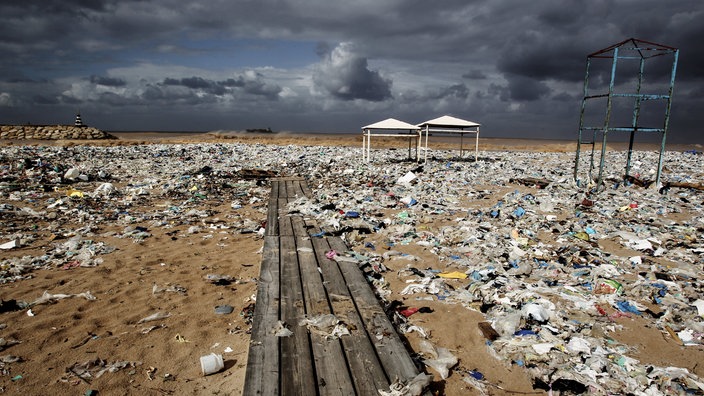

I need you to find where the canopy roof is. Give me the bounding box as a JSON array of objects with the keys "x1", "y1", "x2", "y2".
[
  {"x1": 417, "y1": 115, "x2": 480, "y2": 128},
  {"x1": 362, "y1": 118, "x2": 420, "y2": 130}
]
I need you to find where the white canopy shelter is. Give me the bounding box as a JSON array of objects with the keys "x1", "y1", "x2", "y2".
[
  {"x1": 361, "y1": 118, "x2": 421, "y2": 162},
  {"x1": 417, "y1": 115, "x2": 481, "y2": 162}
]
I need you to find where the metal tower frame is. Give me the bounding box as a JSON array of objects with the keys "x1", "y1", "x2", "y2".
[{"x1": 573, "y1": 38, "x2": 679, "y2": 190}]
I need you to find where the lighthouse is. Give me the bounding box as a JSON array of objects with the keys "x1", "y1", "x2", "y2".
[{"x1": 74, "y1": 112, "x2": 84, "y2": 127}]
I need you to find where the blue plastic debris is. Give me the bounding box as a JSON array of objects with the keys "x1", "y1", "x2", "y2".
[
  {"x1": 615, "y1": 300, "x2": 642, "y2": 315},
  {"x1": 514, "y1": 329, "x2": 538, "y2": 337},
  {"x1": 651, "y1": 283, "x2": 668, "y2": 297},
  {"x1": 311, "y1": 229, "x2": 327, "y2": 238}
]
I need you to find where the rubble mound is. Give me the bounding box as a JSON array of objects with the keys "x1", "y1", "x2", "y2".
[{"x1": 0, "y1": 125, "x2": 115, "y2": 140}]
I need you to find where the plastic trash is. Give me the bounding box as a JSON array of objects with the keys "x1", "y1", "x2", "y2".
[
  {"x1": 437, "y1": 271, "x2": 468, "y2": 279},
  {"x1": 299, "y1": 314, "x2": 350, "y2": 339},
  {"x1": 0, "y1": 240, "x2": 19, "y2": 250},
  {"x1": 63, "y1": 168, "x2": 80, "y2": 180},
  {"x1": 137, "y1": 311, "x2": 171, "y2": 324},
  {"x1": 199, "y1": 353, "x2": 224, "y2": 376},
  {"x1": 30, "y1": 290, "x2": 96, "y2": 306},
  {"x1": 396, "y1": 171, "x2": 417, "y2": 186},
  {"x1": 378, "y1": 372, "x2": 433, "y2": 396},
  {"x1": 522, "y1": 303, "x2": 551, "y2": 323},
  {"x1": 214, "y1": 305, "x2": 234, "y2": 315},
  {"x1": 272, "y1": 321, "x2": 294, "y2": 337},
  {"x1": 1, "y1": 134, "x2": 704, "y2": 395},
  {"x1": 419, "y1": 339, "x2": 458, "y2": 380}
]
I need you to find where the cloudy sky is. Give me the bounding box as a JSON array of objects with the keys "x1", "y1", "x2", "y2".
[{"x1": 1, "y1": 0, "x2": 702, "y2": 142}]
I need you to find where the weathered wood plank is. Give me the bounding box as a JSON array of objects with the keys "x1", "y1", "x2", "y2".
[
  {"x1": 300, "y1": 179, "x2": 312, "y2": 198},
  {"x1": 296, "y1": 235, "x2": 355, "y2": 395},
  {"x1": 279, "y1": 236, "x2": 316, "y2": 396},
  {"x1": 292, "y1": 179, "x2": 306, "y2": 198},
  {"x1": 327, "y1": 237, "x2": 420, "y2": 384},
  {"x1": 278, "y1": 199, "x2": 294, "y2": 236},
  {"x1": 285, "y1": 180, "x2": 296, "y2": 198},
  {"x1": 278, "y1": 179, "x2": 288, "y2": 198},
  {"x1": 290, "y1": 215, "x2": 312, "y2": 238},
  {"x1": 243, "y1": 236, "x2": 281, "y2": 395},
  {"x1": 265, "y1": 181, "x2": 280, "y2": 236},
  {"x1": 269, "y1": 179, "x2": 280, "y2": 203},
  {"x1": 310, "y1": 236, "x2": 390, "y2": 394}
]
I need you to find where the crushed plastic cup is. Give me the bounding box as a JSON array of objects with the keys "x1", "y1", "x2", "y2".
[{"x1": 200, "y1": 353, "x2": 224, "y2": 376}]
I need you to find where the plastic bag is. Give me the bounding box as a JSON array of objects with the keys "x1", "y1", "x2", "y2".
[
  {"x1": 137, "y1": 311, "x2": 171, "y2": 324},
  {"x1": 379, "y1": 372, "x2": 433, "y2": 396},
  {"x1": 272, "y1": 321, "x2": 293, "y2": 337},
  {"x1": 419, "y1": 340, "x2": 457, "y2": 380}
]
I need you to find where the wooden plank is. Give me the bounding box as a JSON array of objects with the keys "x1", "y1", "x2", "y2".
[
  {"x1": 265, "y1": 181, "x2": 280, "y2": 236},
  {"x1": 269, "y1": 179, "x2": 280, "y2": 204},
  {"x1": 243, "y1": 236, "x2": 281, "y2": 395},
  {"x1": 278, "y1": 199, "x2": 294, "y2": 236},
  {"x1": 285, "y1": 180, "x2": 296, "y2": 198},
  {"x1": 296, "y1": 235, "x2": 355, "y2": 395},
  {"x1": 326, "y1": 237, "x2": 420, "y2": 383},
  {"x1": 299, "y1": 179, "x2": 312, "y2": 198},
  {"x1": 290, "y1": 215, "x2": 309, "y2": 237},
  {"x1": 292, "y1": 180, "x2": 306, "y2": 198},
  {"x1": 279, "y1": 236, "x2": 316, "y2": 396},
  {"x1": 310, "y1": 236, "x2": 390, "y2": 394},
  {"x1": 278, "y1": 179, "x2": 288, "y2": 198}
]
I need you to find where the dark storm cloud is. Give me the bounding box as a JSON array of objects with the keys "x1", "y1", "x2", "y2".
[
  {"x1": 240, "y1": 78, "x2": 282, "y2": 100},
  {"x1": 97, "y1": 91, "x2": 133, "y2": 106},
  {"x1": 462, "y1": 70, "x2": 487, "y2": 80},
  {"x1": 314, "y1": 43, "x2": 392, "y2": 101},
  {"x1": 90, "y1": 75, "x2": 126, "y2": 87},
  {"x1": 496, "y1": 37, "x2": 586, "y2": 83},
  {"x1": 32, "y1": 94, "x2": 60, "y2": 105},
  {"x1": 506, "y1": 75, "x2": 551, "y2": 101},
  {"x1": 162, "y1": 77, "x2": 226, "y2": 95},
  {"x1": 161, "y1": 74, "x2": 281, "y2": 99},
  {"x1": 427, "y1": 84, "x2": 470, "y2": 101},
  {"x1": 0, "y1": 0, "x2": 702, "y2": 141},
  {"x1": 60, "y1": 94, "x2": 83, "y2": 104}
]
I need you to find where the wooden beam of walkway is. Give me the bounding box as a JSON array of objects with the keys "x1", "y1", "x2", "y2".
[{"x1": 244, "y1": 177, "x2": 424, "y2": 395}]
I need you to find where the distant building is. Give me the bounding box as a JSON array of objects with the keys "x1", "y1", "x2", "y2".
[{"x1": 74, "y1": 113, "x2": 84, "y2": 127}]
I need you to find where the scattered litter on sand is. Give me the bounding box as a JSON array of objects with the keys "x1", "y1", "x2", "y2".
[{"x1": 1, "y1": 140, "x2": 703, "y2": 394}]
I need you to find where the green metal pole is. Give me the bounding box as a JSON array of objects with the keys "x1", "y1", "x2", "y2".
[
  {"x1": 656, "y1": 49, "x2": 679, "y2": 188},
  {"x1": 625, "y1": 56, "x2": 645, "y2": 179},
  {"x1": 597, "y1": 47, "x2": 620, "y2": 191},
  {"x1": 574, "y1": 57, "x2": 591, "y2": 183}
]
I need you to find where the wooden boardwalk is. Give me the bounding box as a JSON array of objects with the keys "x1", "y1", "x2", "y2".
[{"x1": 243, "y1": 178, "x2": 423, "y2": 395}]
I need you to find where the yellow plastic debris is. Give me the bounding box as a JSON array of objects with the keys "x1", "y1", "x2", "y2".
[
  {"x1": 574, "y1": 232, "x2": 590, "y2": 241},
  {"x1": 66, "y1": 189, "x2": 84, "y2": 198},
  {"x1": 438, "y1": 271, "x2": 468, "y2": 279},
  {"x1": 174, "y1": 333, "x2": 190, "y2": 343}
]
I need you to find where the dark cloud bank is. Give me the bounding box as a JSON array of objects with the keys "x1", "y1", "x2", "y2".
[{"x1": 0, "y1": 0, "x2": 702, "y2": 143}]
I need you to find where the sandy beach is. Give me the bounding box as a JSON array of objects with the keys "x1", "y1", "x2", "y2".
[{"x1": 0, "y1": 131, "x2": 703, "y2": 395}]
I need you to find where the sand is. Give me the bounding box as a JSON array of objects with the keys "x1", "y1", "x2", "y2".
[{"x1": 0, "y1": 131, "x2": 702, "y2": 395}]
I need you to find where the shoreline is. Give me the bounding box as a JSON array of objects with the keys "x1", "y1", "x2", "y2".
[{"x1": 2, "y1": 130, "x2": 699, "y2": 153}]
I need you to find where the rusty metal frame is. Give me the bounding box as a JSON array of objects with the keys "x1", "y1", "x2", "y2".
[{"x1": 573, "y1": 38, "x2": 679, "y2": 190}]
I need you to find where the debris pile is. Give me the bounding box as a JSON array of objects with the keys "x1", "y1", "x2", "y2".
[{"x1": 0, "y1": 141, "x2": 702, "y2": 394}]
